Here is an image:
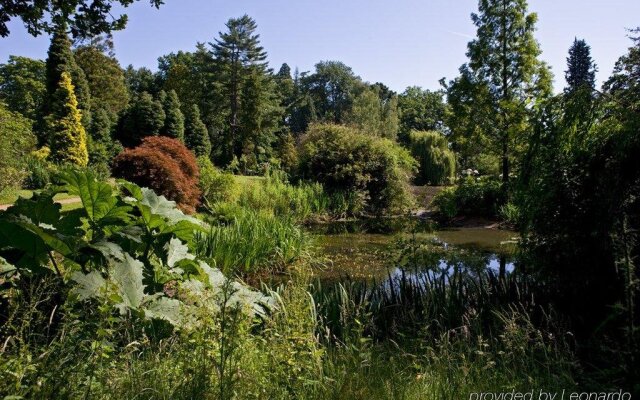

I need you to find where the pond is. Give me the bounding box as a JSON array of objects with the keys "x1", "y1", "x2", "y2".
[{"x1": 307, "y1": 218, "x2": 519, "y2": 283}]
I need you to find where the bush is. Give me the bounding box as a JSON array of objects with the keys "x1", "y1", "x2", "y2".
[
  {"x1": 113, "y1": 136, "x2": 200, "y2": 213},
  {"x1": 298, "y1": 123, "x2": 417, "y2": 215},
  {"x1": 197, "y1": 156, "x2": 239, "y2": 206},
  {"x1": 23, "y1": 156, "x2": 51, "y2": 189},
  {"x1": 432, "y1": 177, "x2": 503, "y2": 219},
  {"x1": 0, "y1": 102, "x2": 36, "y2": 193},
  {"x1": 408, "y1": 130, "x2": 456, "y2": 185}
]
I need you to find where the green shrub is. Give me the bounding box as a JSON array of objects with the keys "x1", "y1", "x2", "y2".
[
  {"x1": 432, "y1": 177, "x2": 503, "y2": 219},
  {"x1": 298, "y1": 123, "x2": 417, "y2": 215},
  {"x1": 23, "y1": 156, "x2": 51, "y2": 189},
  {"x1": 0, "y1": 102, "x2": 36, "y2": 193},
  {"x1": 409, "y1": 130, "x2": 456, "y2": 185},
  {"x1": 197, "y1": 156, "x2": 239, "y2": 207}
]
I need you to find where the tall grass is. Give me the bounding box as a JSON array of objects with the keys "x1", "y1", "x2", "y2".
[{"x1": 194, "y1": 209, "x2": 310, "y2": 275}]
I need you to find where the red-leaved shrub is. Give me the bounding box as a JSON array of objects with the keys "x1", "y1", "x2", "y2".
[{"x1": 113, "y1": 136, "x2": 201, "y2": 214}]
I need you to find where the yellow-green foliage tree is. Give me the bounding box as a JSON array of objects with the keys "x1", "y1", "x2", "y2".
[{"x1": 47, "y1": 72, "x2": 88, "y2": 166}]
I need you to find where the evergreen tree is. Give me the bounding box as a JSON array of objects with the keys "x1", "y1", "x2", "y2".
[
  {"x1": 160, "y1": 89, "x2": 185, "y2": 141},
  {"x1": 47, "y1": 72, "x2": 89, "y2": 166},
  {"x1": 88, "y1": 108, "x2": 122, "y2": 175},
  {"x1": 116, "y1": 91, "x2": 165, "y2": 147},
  {"x1": 210, "y1": 15, "x2": 281, "y2": 165},
  {"x1": 565, "y1": 38, "x2": 597, "y2": 95},
  {"x1": 124, "y1": 65, "x2": 158, "y2": 96},
  {"x1": 446, "y1": 0, "x2": 552, "y2": 189},
  {"x1": 184, "y1": 104, "x2": 211, "y2": 157},
  {"x1": 43, "y1": 23, "x2": 91, "y2": 139}
]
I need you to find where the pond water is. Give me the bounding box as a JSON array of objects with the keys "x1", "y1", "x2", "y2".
[{"x1": 307, "y1": 218, "x2": 519, "y2": 283}]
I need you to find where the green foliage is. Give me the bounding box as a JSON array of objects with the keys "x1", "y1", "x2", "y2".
[
  {"x1": 197, "y1": 156, "x2": 239, "y2": 206},
  {"x1": 210, "y1": 15, "x2": 282, "y2": 166},
  {"x1": 184, "y1": 103, "x2": 211, "y2": 157},
  {"x1": 433, "y1": 177, "x2": 503, "y2": 219},
  {"x1": 235, "y1": 171, "x2": 328, "y2": 221},
  {"x1": 43, "y1": 24, "x2": 91, "y2": 136},
  {"x1": 345, "y1": 86, "x2": 399, "y2": 139},
  {"x1": 0, "y1": 55, "x2": 46, "y2": 121},
  {"x1": 195, "y1": 209, "x2": 310, "y2": 275},
  {"x1": 23, "y1": 155, "x2": 52, "y2": 189},
  {"x1": 116, "y1": 91, "x2": 165, "y2": 147},
  {"x1": 409, "y1": 130, "x2": 456, "y2": 185},
  {"x1": 46, "y1": 71, "x2": 89, "y2": 166},
  {"x1": 75, "y1": 44, "x2": 129, "y2": 119},
  {"x1": 160, "y1": 89, "x2": 185, "y2": 141},
  {"x1": 565, "y1": 38, "x2": 597, "y2": 95},
  {"x1": 445, "y1": 0, "x2": 552, "y2": 189},
  {"x1": 0, "y1": 102, "x2": 37, "y2": 193},
  {"x1": 124, "y1": 65, "x2": 157, "y2": 95},
  {"x1": 87, "y1": 108, "x2": 122, "y2": 176},
  {"x1": 0, "y1": 0, "x2": 164, "y2": 38},
  {"x1": 298, "y1": 123, "x2": 417, "y2": 215},
  {"x1": 398, "y1": 86, "x2": 447, "y2": 140}
]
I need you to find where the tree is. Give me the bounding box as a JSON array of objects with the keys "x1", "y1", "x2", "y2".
[
  {"x1": 75, "y1": 43, "x2": 129, "y2": 119},
  {"x1": 0, "y1": 102, "x2": 36, "y2": 193},
  {"x1": 302, "y1": 61, "x2": 363, "y2": 124},
  {"x1": 210, "y1": 15, "x2": 281, "y2": 165},
  {"x1": 0, "y1": 56, "x2": 46, "y2": 121},
  {"x1": 88, "y1": 108, "x2": 123, "y2": 176},
  {"x1": 409, "y1": 130, "x2": 456, "y2": 185},
  {"x1": 160, "y1": 90, "x2": 185, "y2": 141},
  {"x1": 46, "y1": 72, "x2": 89, "y2": 166},
  {"x1": 565, "y1": 38, "x2": 597, "y2": 95},
  {"x1": 446, "y1": 0, "x2": 552, "y2": 190},
  {"x1": 124, "y1": 65, "x2": 158, "y2": 96},
  {"x1": 398, "y1": 86, "x2": 447, "y2": 140},
  {"x1": 346, "y1": 86, "x2": 399, "y2": 139},
  {"x1": 184, "y1": 104, "x2": 211, "y2": 158},
  {"x1": 116, "y1": 91, "x2": 165, "y2": 147},
  {"x1": 0, "y1": 0, "x2": 163, "y2": 38},
  {"x1": 43, "y1": 24, "x2": 91, "y2": 140}
]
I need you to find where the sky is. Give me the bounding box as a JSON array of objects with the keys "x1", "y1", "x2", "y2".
[{"x1": 1, "y1": 0, "x2": 639, "y2": 93}]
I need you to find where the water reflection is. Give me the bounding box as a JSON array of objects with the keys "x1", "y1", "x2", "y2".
[{"x1": 309, "y1": 218, "x2": 518, "y2": 284}]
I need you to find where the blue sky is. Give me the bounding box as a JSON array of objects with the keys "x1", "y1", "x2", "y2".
[{"x1": 1, "y1": 0, "x2": 639, "y2": 93}]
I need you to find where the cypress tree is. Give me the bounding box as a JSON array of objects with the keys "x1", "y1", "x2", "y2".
[
  {"x1": 47, "y1": 72, "x2": 89, "y2": 166},
  {"x1": 184, "y1": 104, "x2": 211, "y2": 157},
  {"x1": 160, "y1": 89, "x2": 185, "y2": 141},
  {"x1": 565, "y1": 38, "x2": 597, "y2": 95},
  {"x1": 43, "y1": 23, "x2": 91, "y2": 141},
  {"x1": 116, "y1": 91, "x2": 165, "y2": 147}
]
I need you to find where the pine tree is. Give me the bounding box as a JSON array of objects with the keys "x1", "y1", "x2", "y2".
[
  {"x1": 211, "y1": 15, "x2": 281, "y2": 165},
  {"x1": 565, "y1": 38, "x2": 597, "y2": 95},
  {"x1": 446, "y1": 0, "x2": 552, "y2": 189},
  {"x1": 47, "y1": 72, "x2": 89, "y2": 166},
  {"x1": 43, "y1": 23, "x2": 91, "y2": 141},
  {"x1": 184, "y1": 104, "x2": 211, "y2": 157},
  {"x1": 160, "y1": 89, "x2": 185, "y2": 141},
  {"x1": 116, "y1": 91, "x2": 165, "y2": 147}
]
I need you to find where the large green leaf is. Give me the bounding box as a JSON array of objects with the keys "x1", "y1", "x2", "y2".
[
  {"x1": 59, "y1": 169, "x2": 131, "y2": 231},
  {"x1": 71, "y1": 270, "x2": 107, "y2": 300}
]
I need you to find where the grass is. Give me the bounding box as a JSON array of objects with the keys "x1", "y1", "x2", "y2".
[
  {"x1": 0, "y1": 188, "x2": 78, "y2": 205},
  {"x1": 194, "y1": 209, "x2": 311, "y2": 275}
]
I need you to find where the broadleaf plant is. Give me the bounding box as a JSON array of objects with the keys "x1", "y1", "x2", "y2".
[{"x1": 0, "y1": 168, "x2": 274, "y2": 327}]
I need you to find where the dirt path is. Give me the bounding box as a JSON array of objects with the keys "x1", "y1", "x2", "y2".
[{"x1": 0, "y1": 196, "x2": 81, "y2": 211}]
